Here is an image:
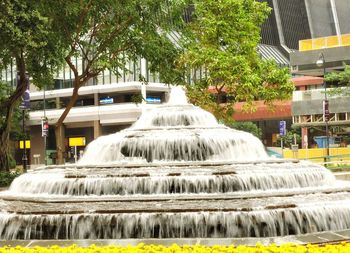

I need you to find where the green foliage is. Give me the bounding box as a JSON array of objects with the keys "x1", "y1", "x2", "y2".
[
  {"x1": 0, "y1": 0, "x2": 65, "y2": 171},
  {"x1": 178, "y1": 0, "x2": 294, "y2": 122},
  {"x1": 41, "y1": 0, "x2": 188, "y2": 85},
  {"x1": 227, "y1": 121, "x2": 262, "y2": 139},
  {"x1": 0, "y1": 171, "x2": 21, "y2": 187},
  {"x1": 277, "y1": 126, "x2": 301, "y2": 148},
  {"x1": 131, "y1": 93, "x2": 144, "y2": 104},
  {"x1": 0, "y1": 0, "x2": 64, "y2": 87},
  {"x1": 0, "y1": 82, "x2": 14, "y2": 128},
  {"x1": 0, "y1": 81, "x2": 26, "y2": 170},
  {"x1": 0, "y1": 82, "x2": 26, "y2": 141},
  {"x1": 325, "y1": 64, "x2": 350, "y2": 96}
]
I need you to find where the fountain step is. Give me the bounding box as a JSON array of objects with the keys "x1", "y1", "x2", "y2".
[
  {"x1": 30, "y1": 161, "x2": 325, "y2": 178},
  {"x1": 2, "y1": 185, "x2": 350, "y2": 203},
  {"x1": 2, "y1": 232, "x2": 350, "y2": 247},
  {"x1": 41, "y1": 159, "x2": 300, "y2": 170},
  {"x1": 1, "y1": 193, "x2": 350, "y2": 239},
  {"x1": 1, "y1": 191, "x2": 350, "y2": 215},
  {"x1": 4, "y1": 229, "x2": 350, "y2": 247},
  {"x1": 8, "y1": 161, "x2": 334, "y2": 196}
]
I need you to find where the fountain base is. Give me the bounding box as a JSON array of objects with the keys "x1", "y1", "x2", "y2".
[{"x1": 0, "y1": 160, "x2": 350, "y2": 240}]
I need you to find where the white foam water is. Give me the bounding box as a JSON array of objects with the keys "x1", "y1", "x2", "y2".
[{"x1": 0, "y1": 85, "x2": 349, "y2": 240}]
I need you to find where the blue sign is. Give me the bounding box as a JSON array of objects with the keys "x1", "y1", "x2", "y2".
[
  {"x1": 99, "y1": 97, "x2": 114, "y2": 105},
  {"x1": 146, "y1": 96, "x2": 161, "y2": 104},
  {"x1": 279, "y1": 121, "x2": 286, "y2": 136},
  {"x1": 18, "y1": 73, "x2": 30, "y2": 110},
  {"x1": 20, "y1": 88, "x2": 30, "y2": 110}
]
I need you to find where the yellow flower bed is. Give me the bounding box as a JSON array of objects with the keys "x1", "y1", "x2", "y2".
[{"x1": 1, "y1": 242, "x2": 350, "y2": 253}]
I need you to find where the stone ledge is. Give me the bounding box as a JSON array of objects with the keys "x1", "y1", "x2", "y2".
[{"x1": 1, "y1": 230, "x2": 350, "y2": 248}]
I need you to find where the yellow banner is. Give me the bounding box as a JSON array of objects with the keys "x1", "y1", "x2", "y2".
[
  {"x1": 19, "y1": 140, "x2": 31, "y2": 149},
  {"x1": 69, "y1": 137, "x2": 86, "y2": 147}
]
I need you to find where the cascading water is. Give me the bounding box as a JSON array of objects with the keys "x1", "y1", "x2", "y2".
[{"x1": 1, "y1": 86, "x2": 350, "y2": 240}]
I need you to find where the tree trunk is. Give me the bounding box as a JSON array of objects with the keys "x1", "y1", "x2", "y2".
[
  {"x1": 0, "y1": 55, "x2": 27, "y2": 171},
  {"x1": 54, "y1": 56, "x2": 97, "y2": 164},
  {"x1": 55, "y1": 87, "x2": 80, "y2": 164},
  {"x1": 55, "y1": 124, "x2": 65, "y2": 164},
  {"x1": 0, "y1": 137, "x2": 11, "y2": 172},
  {"x1": 0, "y1": 105, "x2": 22, "y2": 173}
]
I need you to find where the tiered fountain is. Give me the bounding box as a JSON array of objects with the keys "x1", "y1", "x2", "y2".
[{"x1": 1, "y1": 87, "x2": 350, "y2": 240}]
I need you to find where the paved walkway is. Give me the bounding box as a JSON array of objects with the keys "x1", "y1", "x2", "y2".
[{"x1": 1, "y1": 229, "x2": 350, "y2": 247}]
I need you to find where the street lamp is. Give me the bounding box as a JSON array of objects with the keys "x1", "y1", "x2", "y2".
[{"x1": 316, "y1": 52, "x2": 330, "y2": 162}]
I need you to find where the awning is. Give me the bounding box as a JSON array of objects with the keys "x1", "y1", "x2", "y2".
[{"x1": 258, "y1": 44, "x2": 290, "y2": 67}]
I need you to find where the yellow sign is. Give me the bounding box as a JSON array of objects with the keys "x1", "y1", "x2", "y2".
[
  {"x1": 19, "y1": 140, "x2": 31, "y2": 149},
  {"x1": 69, "y1": 137, "x2": 86, "y2": 147}
]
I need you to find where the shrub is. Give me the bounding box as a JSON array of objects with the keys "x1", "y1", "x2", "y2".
[{"x1": 0, "y1": 171, "x2": 20, "y2": 187}]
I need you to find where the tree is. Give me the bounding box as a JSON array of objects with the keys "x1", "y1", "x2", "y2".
[
  {"x1": 325, "y1": 64, "x2": 350, "y2": 96},
  {"x1": 0, "y1": 0, "x2": 63, "y2": 171},
  {"x1": 227, "y1": 121, "x2": 262, "y2": 139},
  {"x1": 41, "y1": 0, "x2": 188, "y2": 164},
  {"x1": 178, "y1": 0, "x2": 294, "y2": 123},
  {"x1": 0, "y1": 82, "x2": 22, "y2": 170}
]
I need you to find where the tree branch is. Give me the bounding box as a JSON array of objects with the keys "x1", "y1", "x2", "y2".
[
  {"x1": 1, "y1": 51, "x2": 27, "y2": 139},
  {"x1": 91, "y1": 16, "x2": 134, "y2": 63},
  {"x1": 72, "y1": 0, "x2": 92, "y2": 52},
  {"x1": 65, "y1": 56, "x2": 78, "y2": 78}
]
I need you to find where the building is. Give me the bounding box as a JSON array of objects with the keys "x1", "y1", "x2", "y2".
[
  {"x1": 211, "y1": 0, "x2": 350, "y2": 149},
  {"x1": 290, "y1": 0, "x2": 350, "y2": 149},
  {"x1": 29, "y1": 82, "x2": 171, "y2": 164}
]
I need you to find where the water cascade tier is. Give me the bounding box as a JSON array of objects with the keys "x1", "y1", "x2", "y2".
[{"x1": 1, "y1": 87, "x2": 350, "y2": 240}]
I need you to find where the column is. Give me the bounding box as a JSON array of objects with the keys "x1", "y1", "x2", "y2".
[
  {"x1": 93, "y1": 120, "x2": 102, "y2": 139},
  {"x1": 301, "y1": 127, "x2": 308, "y2": 149}
]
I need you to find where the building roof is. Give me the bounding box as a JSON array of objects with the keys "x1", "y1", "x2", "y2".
[
  {"x1": 233, "y1": 100, "x2": 291, "y2": 121},
  {"x1": 292, "y1": 76, "x2": 323, "y2": 87},
  {"x1": 257, "y1": 44, "x2": 290, "y2": 67}
]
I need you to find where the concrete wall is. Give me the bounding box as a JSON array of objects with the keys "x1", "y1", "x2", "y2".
[
  {"x1": 30, "y1": 125, "x2": 45, "y2": 165},
  {"x1": 305, "y1": 0, "x2": 350, "y2": 38},
  {"x1": 306, "y1": 0, "x2": 335, "y2": 37},
  {"x1": 290, "y1": 46, "x2": 350, "y2": 76},
  {"x1": 335, "y1": 0, "x2": 350, "y2": 34},
  {"x1": 292, "y1": 97, "x2": 350, "y2": 115}
]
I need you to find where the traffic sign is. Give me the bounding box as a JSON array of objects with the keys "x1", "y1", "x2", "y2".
[
  {"x1": 42, "y1": 119, "x2": 49, "y2": 137},
  {"x1": 279, "y1": 121, "x2": 286, "y2": 136}
]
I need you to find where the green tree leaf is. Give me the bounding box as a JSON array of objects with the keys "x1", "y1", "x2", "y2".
[{"x1": 178, "y1": 0, "x2": 294, "y2": 123}]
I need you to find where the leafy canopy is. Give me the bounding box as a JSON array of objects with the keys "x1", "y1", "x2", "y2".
[
  {"x1": 41, "y1": 0, "x2": 188, "y2": 86},
  {"x1": 0, "y1": 0, "x2": 64, "y2": 87},
  {"x1": 227, "y1": 121, "x2": 262, "y2": 139},
  {"x1": 0, "y1": 0, "x2": 65, "y2": 170},
  {"x1": 178, "y1": 0, "x2": 294, "y2": 123},
  {"x1": 325, "y1": 64, "x2": 350, "y2": 96},
  {"x1": 38, "y1": 0, "x2": 190, "y2": 163}
]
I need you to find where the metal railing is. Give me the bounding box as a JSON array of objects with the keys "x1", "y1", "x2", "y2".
[{"x1": 303, "y1": 153, "x2": 350, "y2": 168}]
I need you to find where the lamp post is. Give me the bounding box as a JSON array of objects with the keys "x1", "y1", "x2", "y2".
[
  {"x1": 43, "y1": 84, "x2": 47, "y2": 166},
  {"x1": 316, "y1": 52, "x2": 330, "y2": 162},
  {"x1": 22, "y1": 110, "x2": 27, "y2": 172}
]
